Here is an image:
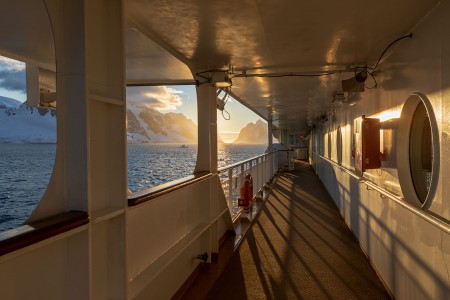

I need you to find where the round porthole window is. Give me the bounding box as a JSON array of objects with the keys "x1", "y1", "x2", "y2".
[
  {"x1": 327, "y1": 130, "x2": 332, "y2": 159},
  {"x1": 337, "y1": 126, "x2": 342, "y2": 165},
  {"x1": 409, "y1": 102, "x2": 432, "y2": 203},
  {"x1": 397, "y1": 93, "x2": 439, "y2": 207}
]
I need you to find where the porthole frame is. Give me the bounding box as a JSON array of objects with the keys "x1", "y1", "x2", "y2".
[
  {"x1": 397, "y1": 93, "x2": 439, "y2": 208},
  {"x1": 336, "y1": 125, "x2": 343, "y2": 165},
  {"x1": 327, "y1": 129, "x2": 332, "y2": 159},
  {"x1": 0, "y1": 0, "x2": 58, "y2": 231}
]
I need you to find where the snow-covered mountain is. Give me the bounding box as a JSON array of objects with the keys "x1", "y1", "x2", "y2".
[
  {"x1": 0, "y1": 99, "x2": 57, "y2": 143},
  {"x1": 0, "y1": 95, "x2": 21, "y2": 109},
  {"x1": 0, "y1": 96, "x2": 229, "y2": 144},
  {"x1": 233, "y1": 119, "x2": 267, "y2": 144},
  {"x1": 127, "y1": 100, "x2": 197, "y2": 143}
]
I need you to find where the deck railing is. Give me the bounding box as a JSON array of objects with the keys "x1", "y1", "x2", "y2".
[
  {"x1": 218, "y1": 152, "x2": 277, "y2": 221},
  {"x1": 277, "y1": 149, "x2": 295, "y2": 171}
]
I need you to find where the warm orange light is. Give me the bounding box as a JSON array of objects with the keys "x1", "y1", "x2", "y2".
[
  {"x1": 370, "y1": 107, "x2": 402, "y2": 122},
  {"x1": 219, "y1": 130, "x2": 240, "y2": 143}
]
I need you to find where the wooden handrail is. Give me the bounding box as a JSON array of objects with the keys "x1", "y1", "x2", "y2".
[
  {"x1": 128, "y1": 172, "x2": 212, "y2": 206},
  {"x1": 0, "y1": 211, "x2": 89, "y2": 256}
]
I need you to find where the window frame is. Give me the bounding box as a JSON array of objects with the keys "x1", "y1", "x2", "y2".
[{"x1": 397, "y1": 93, "x2": 439, "y2": 208}]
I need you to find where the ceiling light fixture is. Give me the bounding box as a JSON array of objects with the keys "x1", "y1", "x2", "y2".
[
  {"x1": 210, "y1": 71, "x2": 232, "y2": 87},
  {"x1": 355, "y1": 69, "x2": 368, "y2": 83},
  {"x1": 195, "y1": 69, "x2": 232, "y2": 87}
]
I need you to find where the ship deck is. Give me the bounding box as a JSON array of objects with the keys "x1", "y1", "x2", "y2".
[{"x1": 182, "y1": 160, "x2": 391, "y2": 299}]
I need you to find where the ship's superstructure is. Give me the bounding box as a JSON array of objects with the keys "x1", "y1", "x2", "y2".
[{"x1": 0, "y1": 0, "x2": 449, "y2": 299}]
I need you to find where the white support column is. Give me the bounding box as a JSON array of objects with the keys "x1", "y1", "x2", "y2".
[
  {"x1": 85, "y1": 1, "x2": 127, "y2": 299},
  {"x1": 194, "y1": 80, "x2": 220, "y2": 257},
  {"x1": 268, "y1": 118, "x2": 274, "y2": 153},
  {"x1": 28, "y1": 0, "x2": 90, "y2": 218},
  {"x1": 268, "y1": 118, "x2": 274, "y2": 177},
  {"x1": 31, "y1": 1, "x2": 91, "y2": 299},
  {"x1": 194, "y1": 83, "x2": 218, "y2": 173},
  {"x1": 44, "y1": 1, "x2": 127, "y2": 299}
]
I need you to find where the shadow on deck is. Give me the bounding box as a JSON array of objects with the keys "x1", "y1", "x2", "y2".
[{"x1": 181, "y1": 160, "x2": 391, "y2": 299}]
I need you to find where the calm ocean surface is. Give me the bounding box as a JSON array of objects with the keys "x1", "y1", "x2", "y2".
[{"x1": 0, "y1": 143, "x2": 266, "y2": 231}]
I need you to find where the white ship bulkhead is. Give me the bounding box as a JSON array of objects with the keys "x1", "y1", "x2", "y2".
[{"x1": 0, "y1": 0, "x2": 449, "y2": 299}]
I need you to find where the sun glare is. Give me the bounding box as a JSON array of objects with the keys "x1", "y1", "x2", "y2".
[
  {"x1": 370, "y1": 107, "x2": 402, "y2": 122},
  {"x1": 219, "y1": 130, "x2": 240, "y2": 143}
]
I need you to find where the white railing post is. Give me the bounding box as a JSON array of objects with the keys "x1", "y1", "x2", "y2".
[
  {"x1": 257, "y1": 157, "x2": 261, "y2": 196},
  {"x1": 274, "y1": 151, "x2": 278, "y2": 174},
  {"x1": 228, "y1": 168, "x2": 233, "y2": 204},
  {"x1": 240, "y1": 164, "x2": 245, "y2": 187},
  {"x1": 265, "y1": 155, "x2": 268, "y2": 182}
]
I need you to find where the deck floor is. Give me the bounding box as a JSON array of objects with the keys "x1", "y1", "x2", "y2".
[{"x1": 183, "y1": 160, "x2": 391, "y2": 299}]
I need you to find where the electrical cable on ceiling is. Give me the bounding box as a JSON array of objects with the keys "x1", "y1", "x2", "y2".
[
  {"x1": 352, "y1": 66, "x2": 378, "y2": 89},
  {"x1": 369, "y1": 33, "x2": 413, "y2": 71},
  {"x1": 231, "y1": 71, "x2": 340, "y2": 79},
  {"x1": 196, "y1": 69, "x2": 230, "y2": 77},
  {"x1": 195, "y1": 69, "x2": 341, "y2": 86},
  {"x1": 364, "y1": 71, "x2": 378, "y2": 89},
  {"x1": 350, "y1": 33, "x2": 413, "y2": 89},
  {"x1": 194, "y1": 33, "x2": 413, "y2": 89}
]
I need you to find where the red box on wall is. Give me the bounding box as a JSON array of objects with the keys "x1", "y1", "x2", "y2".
[{"x1": 354, "y1": 116, "x2": 381, "y2": 173}]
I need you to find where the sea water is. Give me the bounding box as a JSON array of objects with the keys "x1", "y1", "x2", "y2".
[{"x1": 0, "y1": 143, "x2": 266, "y2": 231}]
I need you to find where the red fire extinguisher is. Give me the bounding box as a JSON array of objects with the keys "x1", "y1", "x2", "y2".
[
  {"x1": 245, "y1": 173, "x2": 253, "y2": 206},
  {"x1": 238, "y1": 173, "x2": 253, "y2": 210}
]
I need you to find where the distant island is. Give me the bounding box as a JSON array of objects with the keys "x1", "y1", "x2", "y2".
[{"x1": 233, "y1": 119, "x2": 267, "y2": 144}]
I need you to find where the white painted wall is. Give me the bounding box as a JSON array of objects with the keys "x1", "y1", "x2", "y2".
[{"x1": 311, "y1": 2, "x2": 450, "y2": 299}]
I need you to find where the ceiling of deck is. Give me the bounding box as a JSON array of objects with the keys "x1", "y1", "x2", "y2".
[
  {"x1": 0, "y1": 1, "x2": 439, "y2": 137},
  {"x1": 0, "y1": 0, "x2": 55, "y2": 70},
  {"x1": 124, "y1": 0, "x2": 439, "y2": 135}
]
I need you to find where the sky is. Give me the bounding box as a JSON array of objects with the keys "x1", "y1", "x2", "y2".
[
  {"x1": 0, "y1": 56, "x2": 27, "y2": 102},
  {"x1": 1, "y1": 55, "x2": 264, "y2": 143},
  {"x1": 216, "y1": 91, "x2": 263, "y2": 143},
  {"x1": 126, "y1": 85, "x2": 263, "y2": 143}
]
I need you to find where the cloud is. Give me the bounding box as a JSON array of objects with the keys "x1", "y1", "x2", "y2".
[
  {"x1": 126, "y1": 86, "x2": 183, "y2": 110},
  {"x1": 0, "y1": 57, "x2": 26, "y2": 93},
  {"x1": 0, "y1": 56, "x2": 25, "y2": 71}
]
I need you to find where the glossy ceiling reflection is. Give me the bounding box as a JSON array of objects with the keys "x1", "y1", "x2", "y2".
[{"x1": 5, "y1": 0, "x2": 434, "y2": 137}]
